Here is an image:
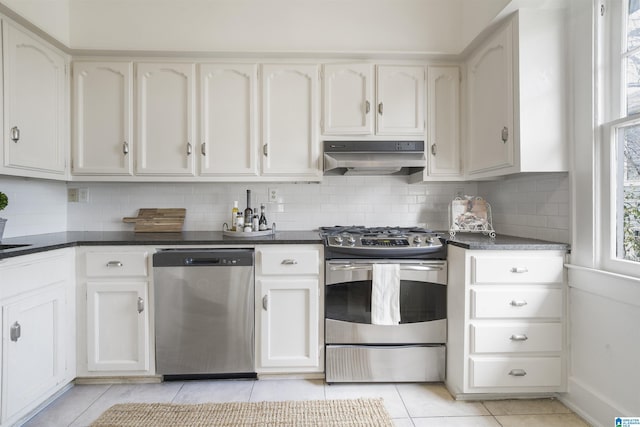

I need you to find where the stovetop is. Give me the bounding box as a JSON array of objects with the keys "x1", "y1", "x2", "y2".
[{"x1": 319, "y1": 226, "x2": 446, "y2": 259}]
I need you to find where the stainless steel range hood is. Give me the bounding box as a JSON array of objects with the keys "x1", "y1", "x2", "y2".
[{"x1": 323, "y1": 141, "x2": 426, "y2": 176}]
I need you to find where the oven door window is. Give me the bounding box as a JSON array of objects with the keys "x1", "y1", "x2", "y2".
[{"x1": 326, "y1": 280, "x2": 446, "y2": 324}]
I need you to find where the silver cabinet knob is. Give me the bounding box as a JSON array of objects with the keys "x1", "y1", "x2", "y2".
[
  {"x1": 10, "y1": 321, "x2": 21, "y2": 342},
  {"x1": 10, "y1": 126, "x2": 20, "y2": 143},
  {"x1": 123, "y1": 141, "x2": 129, "y2": 155},
  {"x1": 201, "y1": 142, "x2": 207, "y2": 156},
  {"x1": 281, "y1": 259, "x2": 298, "y2": 265},
  {"x1": 187, "y1": 142, "x2": 193, "y2": 155},
  {"x1": 508, "y1": 369, "x2": 527, "y2": 377},
  {"x1": 106, "y1": 261, "x2": 123, "y2": 268},
  {"x1": 509, "y1": 300, "x2": 528, "y2": 307},
  {"x1": 137, "y1": 297, "x2": 145, "y2": 313}
]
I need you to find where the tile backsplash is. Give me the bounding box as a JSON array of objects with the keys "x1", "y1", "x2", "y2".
[
  {"x1": 66, "y1": 177, "x2": 479, "y2": 232},
  {"x1": 0, "y1": 176, "x2": 68, "y2": 239},
  {"x1": 1, "y1": 172, "x2": 570, "y2": 243}
]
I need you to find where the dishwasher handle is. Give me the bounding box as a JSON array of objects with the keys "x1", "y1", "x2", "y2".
[{"x1": 184, "y1": 257, "x2": 222, "y2": 266}]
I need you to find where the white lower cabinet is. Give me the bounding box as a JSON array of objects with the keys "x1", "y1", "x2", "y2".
[
  {"x1": 0, "y1": 249, "x2": 75, "y2": 427},
  {"x1": 76, "y1": 247, "x2": 153, "y2": 377},
  {"x1": 255, "y1": 245, "x2": 323, "y2": 374},
  {"x1": 86, "y1": 281, "x2": 149, "y2": 372},
  {"x1": 447, "y1": 246, "x2": 566, "y2": 398}
]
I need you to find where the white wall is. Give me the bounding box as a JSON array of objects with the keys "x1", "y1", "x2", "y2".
[
  {"x1": 0, "y1": 176, "x2": 68, "y2": 239},
  {"x1": 561, "y1": 1, "x2": 640, "y2": 425},
  {"x1": 0, "y1": 0, "x2": 70, "y2": 46},
  {"x1": 67, "y1": 0, "x2": 466, "y2": 53}
]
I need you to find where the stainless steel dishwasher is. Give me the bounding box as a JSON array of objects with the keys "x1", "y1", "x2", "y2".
[{"x1": 153, "y1": 249, "x2": 255, "y2": 380}]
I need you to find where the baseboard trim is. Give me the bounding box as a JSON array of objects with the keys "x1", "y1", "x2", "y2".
[
  {"x1": 75, "y1": 375, "x2": 162, "y2": 385},
  {"x1": 560, "y1": 377, "x2": 630, "y2": 427}
]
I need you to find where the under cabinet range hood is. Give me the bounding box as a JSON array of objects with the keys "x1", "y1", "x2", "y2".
[{"x1": 323, "y1": 141, "x2": 426, "y2": 176}]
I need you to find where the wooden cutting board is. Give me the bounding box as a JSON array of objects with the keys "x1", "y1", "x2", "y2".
[{"x1": 122, "y1": 208, "x2": 186, "y2": 232}]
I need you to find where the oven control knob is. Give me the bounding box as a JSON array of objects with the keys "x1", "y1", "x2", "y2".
[
  {"x1": 413, "y1": 236, "x2": 423, "y2": 245},
  {"x1": 345, "y1": 235, "x2": 356, "y2": 245},
  {"x1": 427, "y1": 236, "x2": 436, "y2": 244},
  {"x1": 334, "y1": 235, "x2": 343, "y2": 245}
]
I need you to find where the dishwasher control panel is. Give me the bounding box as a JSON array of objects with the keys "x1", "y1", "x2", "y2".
[{"x1": 153, "y1": 249, "x2": 254, "y2": 267}]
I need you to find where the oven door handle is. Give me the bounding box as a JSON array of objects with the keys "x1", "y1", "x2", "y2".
[{"x1": 329, "y1": 264, "x2": 444, "y2": 272}]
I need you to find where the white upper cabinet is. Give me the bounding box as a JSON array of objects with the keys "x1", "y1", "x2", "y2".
[
  {"x1": 466, "y1": 20, "x2": 514, "y2": 175},
  {"x1": 261, "y1": 64, "x2": 321, "y2": 179},
  {"x1": 72, "y1": 62, "x2": 133, "y2": 175},
  {"x1": 199, "y1": 64, "x2": 258, "y2": 176},
  {"x1": 136, "y1": 62, "x2": 196, "y2": 176},
  {"x1": 466, "y1": 9, "x2": 567, "y2": 178},
  {"x1": 427, "y1": 66, "x2": 461, "y2": 177},
  {"x1": 2, "y1": 20, "x2": 67, "y2": 178},
  {"x1": 322, "y1": 64, "x2": 425, "y2": 137},
  {"x1": 322, "y1": 63, "x2": 374, "y2": 135},
  {"x1": 376, "y1": 65, "x2": 425, "y2": 136}
]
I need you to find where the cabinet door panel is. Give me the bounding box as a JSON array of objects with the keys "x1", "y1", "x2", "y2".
[
  {"x1": 261, "y1": 64, "x2": 320, "y2": 178},
  {"x1": 258, "y1": 278, "x2": 319, "y2": 368},
  {"x1": 3, "y1": 22, "x2": 66, "y2": 175},
  {"x1": 200, "y1": 64, "x2": 257, "y2": 176},
  {"x1": 467, "y1": 21, "x2": 514, "y2": 174},
  {"x1": 428, "y1": 66, "x2": 460, "y2": 176},
  {"x1": 86, "y1": 281, "x2": 149, "y2": 371},
  {"x1": 3, "y1": 285, "x2": 66, "y2": 419},
  {"x1": 136, "y1": 63, "x2": 195, "y2": 176},
  {"x1": 323, "y1": 64, "x2": 373, "y2": 135},
  {"x1": 73, "y1": 62, "x2": 133, "y2": 175},
  {"x1": 376, "y1": 65, "x2": 425, "y2": 135}
]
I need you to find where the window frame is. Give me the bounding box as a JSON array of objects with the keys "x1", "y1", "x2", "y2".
[{"x1": 597, "y1": 0, "x2": 640, "y2": 277}]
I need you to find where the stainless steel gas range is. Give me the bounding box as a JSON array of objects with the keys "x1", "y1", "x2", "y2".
[{"x1": 320, "y1": 226, "x2": 447, "y2": 383}]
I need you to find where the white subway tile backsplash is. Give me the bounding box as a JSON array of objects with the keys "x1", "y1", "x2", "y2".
[{"x1": 1, "y1": 172, "x2": 569, "y2": 243}]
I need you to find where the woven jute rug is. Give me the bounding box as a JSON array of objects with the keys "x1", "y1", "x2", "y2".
[{"x1": 89, "y1": 398, "x2": 393, "y2": 427}]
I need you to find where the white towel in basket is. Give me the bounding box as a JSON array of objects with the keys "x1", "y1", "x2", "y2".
[{"x1": 371, "y1": 264, "x2": 401, "y2": 325}]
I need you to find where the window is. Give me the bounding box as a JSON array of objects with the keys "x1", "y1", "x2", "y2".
[{"x1": 599, "y1": 0, "x2": 640, "y2": 275}]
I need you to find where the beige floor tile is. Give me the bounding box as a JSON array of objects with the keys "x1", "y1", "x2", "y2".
[
  {"x1": 412, "y1": 416, "x2": 502, "y2": 426},
  {"x1": 171, "y1": 379, "x2": 254, "y2": 403},
  {"x1": 249, "y1": 379, "x2": 325, "y2": 402},
  {"x1": 482, "y1": 398, "x2": 572, "y2": 415},
  {"x1": 22, "y1": 384, "x2": 109, "y2": 427},
  {"x1": 392, "y1": 418, "x2": 415, "y2": 427},
  {"x1": 68, "y1": 382, "x2": 184, "y2": 427},
  {"x1": 325, "y1": 383, "x2": 409, "y2": 418},
  {"x1": 397, "y1": 383, "x2": 489, "y2": 418},
  {"x1": 495, "y1": 413, "x2": 592, "y2": 427}
]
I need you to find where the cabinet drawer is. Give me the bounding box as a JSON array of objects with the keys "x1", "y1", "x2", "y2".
[
  {"x1": 471, "y1": 288, "x2": 562, "y2": 319},
  {"x1": 470, "y1": 356, "x2": 562, "y2": 388},
  {"x1": 258, "y1": 249, "x2": 319, "y2": 276},
  {"x1": 86, "y1": 252, "x2": 149, "y2": 277},
  {"x1": 471, "y1": 323, "x2": 562, "y2": 353},
  {"x1": 471, "y1": 255, "x2": 564, "y2": 284}
]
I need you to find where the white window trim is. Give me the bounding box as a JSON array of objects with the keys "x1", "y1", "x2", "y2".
[{"x1": 596, "y1": 0, "x2": 640, "y2": 277}]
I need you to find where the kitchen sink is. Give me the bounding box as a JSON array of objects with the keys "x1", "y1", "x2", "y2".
[{"x1": 0, "y1": 244, "x2": 32, "y2": 250}]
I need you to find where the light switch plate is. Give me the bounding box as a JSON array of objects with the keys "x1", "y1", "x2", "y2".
[{"x1": 67, "y1": 188, "x2": 79, "y2": 203}]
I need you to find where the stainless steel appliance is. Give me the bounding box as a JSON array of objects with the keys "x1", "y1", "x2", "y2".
[
  {"x1": 153, "y1": 249, "x2": 256, "y2": 380},
  {"x1": 320, "y1": 226, "x2": 447, "y2": 383},
  {"x1": 323, "y1": 141, "x2": 426, "y2": 176}
]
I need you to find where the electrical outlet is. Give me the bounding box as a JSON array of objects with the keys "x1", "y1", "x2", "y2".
[
  {"x1": 67, "y1": 188, "x2": 79, "y2": 203},
  {"x1": 78, "y1": 188, "x2": 89, "y2": 203},
  {"x1": 269, "y1": 188, "x2": 279, "y2": 202}
]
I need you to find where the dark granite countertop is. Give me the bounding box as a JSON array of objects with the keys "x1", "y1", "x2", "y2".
[
  {"x1": 0, "y1": 230, "x2": 323, "y2": 260},
  {"x1": 446, "y1": 232, "x2": 570, "y2": 251}
]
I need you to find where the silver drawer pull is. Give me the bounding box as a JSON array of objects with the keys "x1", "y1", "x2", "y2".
[
  {"x1": 10, "y1": 126, "x2": 20, "y2": 143},
  {"x1": 508, "y1": 369, "x2": 527, "y2": 377},
  {"x1": 106, "y1": 261, "x2": 123, "y2": 268},
  {"x1": 509, "y1": 300, "x2": 528, "y2": 307},
  {"x1": 262, "y1": 295, "x2": 268, "y2": 311},
  {"x1": 510, "y1": 267, "x2": 529, "y2": 273},
  {"x1": 10, "y1": 321, "x2": 21, "y2": 342},
  {"x1": 137, "y1": 297, "x2": 145, "y2": 313},
  {"x1": 510, "y1": 334, "x2": 529, "y2": 341},
  {"x1": 281, "y1": 259, "x2": 298, "y2": 265}
]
